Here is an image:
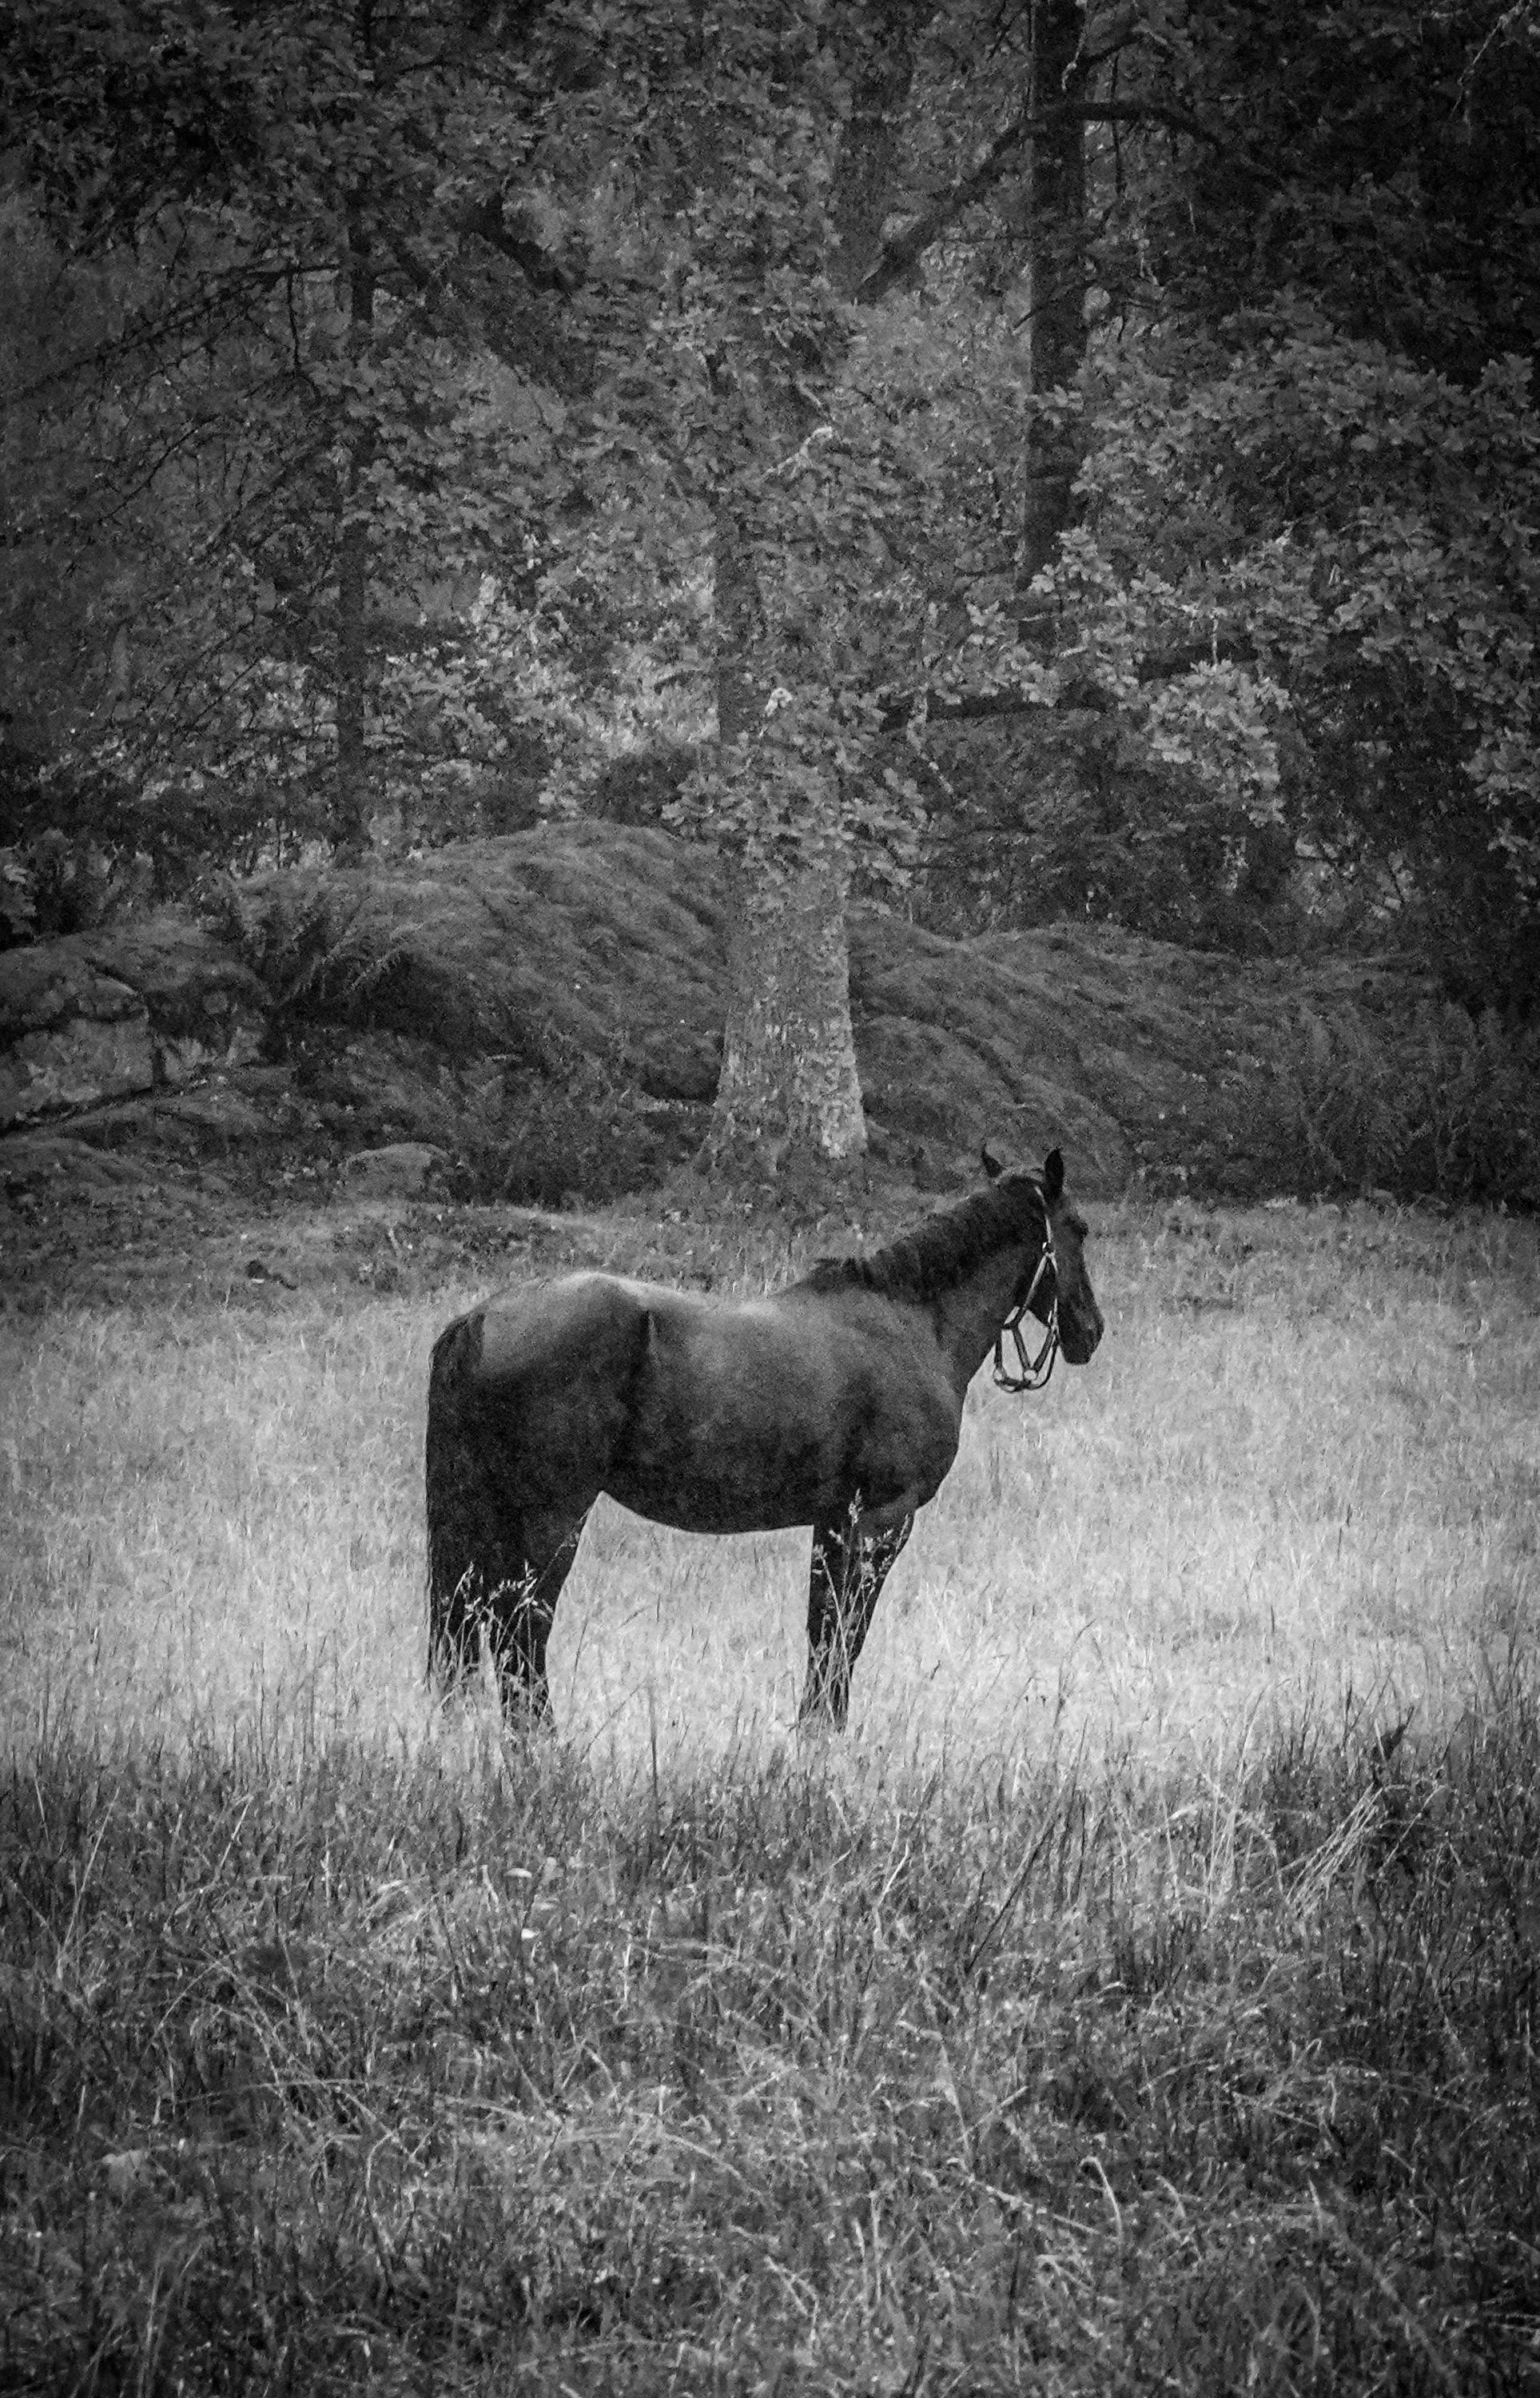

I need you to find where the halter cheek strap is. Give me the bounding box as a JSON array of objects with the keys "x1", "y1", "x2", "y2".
[{"x1": 993, "y1": 1226, "x2": 1060, "y2": 1393}]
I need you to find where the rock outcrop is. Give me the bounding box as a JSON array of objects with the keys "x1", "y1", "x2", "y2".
[
  {"x1": 0, "y1": 919, "x2": 268, "y2": 1131},
  {"x1": 1, "y1": 820, "x2": 1449, "y2": 1205}
]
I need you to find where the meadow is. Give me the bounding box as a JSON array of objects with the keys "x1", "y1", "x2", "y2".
[{"x1": 2, "y1": 1194, "x2": 1538, "y2": 2392}]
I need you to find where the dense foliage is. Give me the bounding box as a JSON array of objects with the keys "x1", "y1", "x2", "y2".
[
  {"x1": 2, "y1": 0, "x2": 1537, "y2": 1000},
  {"x1": 2, "y1": 0, "x2": 581, "y2": 862}
]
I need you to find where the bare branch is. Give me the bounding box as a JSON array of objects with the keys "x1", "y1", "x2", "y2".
[
  {"x1": 877, "y1": 679, "x2": 1111, "y2": 729},
  {"x1": 854, "y1": 98, "x2": 1284, "y2": 305}
]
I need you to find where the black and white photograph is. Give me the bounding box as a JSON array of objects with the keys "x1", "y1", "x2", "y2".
[{"x1": 2, "y1": 2, "x2": 1538, "y2": 2387}]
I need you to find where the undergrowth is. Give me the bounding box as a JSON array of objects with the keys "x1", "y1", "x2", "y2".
[
  {"x1": 4, "y1": 1689, "x2": 1539, "y2": 2394},
  {"x1": 213, "y1": 881, "x2": 421, "y2": 1025},
  {"x1": 1277, "y1": 1002, "x2": 1540, "y2": 1209}
]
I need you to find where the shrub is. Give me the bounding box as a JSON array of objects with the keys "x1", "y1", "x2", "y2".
[
  {"x1": 1278, "y1": 1002, "x2": 1540, "y2": 1207},
  {"x1": 455, "y1": 1058, "x2": 707, "y2": 1208},
  {"x1": 0, "y1": 830, "x2": 156, "y2": 946}
]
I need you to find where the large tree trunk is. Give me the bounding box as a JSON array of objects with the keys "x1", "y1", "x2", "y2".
[
  {"x1": 333, "y1": 232, "x2": 374, "y2": 860},
  {"x1": 705, "y1": 508, "x2": 866, "y2": 1172},
  {"x1": 702, "y1": 11, "x2": 923, "y2": 1180},
  {"x1": 1019, "y1": 0, "x2": 1089, "y2": 606},
  {"x1": 712, "y1": 852, "x2": 866, "y2": 1170}
]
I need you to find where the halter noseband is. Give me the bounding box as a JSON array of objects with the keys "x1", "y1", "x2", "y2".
[{"x1": 993, "y1": 1215, "x2": 1060, "y2": 1393}]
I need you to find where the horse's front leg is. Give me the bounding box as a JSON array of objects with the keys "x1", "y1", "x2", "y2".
[{"x1": 800, "y1": 1500, "x2": 915, "y2": 1730}]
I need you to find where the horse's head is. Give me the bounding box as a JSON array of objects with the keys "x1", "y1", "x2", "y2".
[
  {"x1": 1037, "y1": 1148, "x2": 1104, "y2": 1364},
  {"x1": 983, "y1": 1145, "x2": 1104, "y2": 1368}
]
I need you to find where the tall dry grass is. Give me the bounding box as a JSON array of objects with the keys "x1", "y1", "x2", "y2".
[
  {"x1": 3, "y1": 1197, "x2": 1534, "y2": 1771},
  {"x1": 2, "y1": 1196, "x2": 1538, "y2": 2392}
]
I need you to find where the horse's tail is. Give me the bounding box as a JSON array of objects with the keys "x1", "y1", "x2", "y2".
[{"x1": 424, "y1": 1308, "x2": 491, "y2": 1687}]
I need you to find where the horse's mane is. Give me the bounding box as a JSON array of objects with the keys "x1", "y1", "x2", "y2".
[{"x1": 797, "y1": 1172, "x2": 1049, "y2": 1304}]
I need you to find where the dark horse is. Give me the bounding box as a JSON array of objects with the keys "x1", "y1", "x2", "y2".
[{"x1": 425, "y1": 1149, "x2": 1103, "y2": 1728}]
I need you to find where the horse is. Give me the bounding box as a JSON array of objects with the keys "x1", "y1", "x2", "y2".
[{"x1": 425, "y1": 1147, "x2": 1104, "y2": 1729}]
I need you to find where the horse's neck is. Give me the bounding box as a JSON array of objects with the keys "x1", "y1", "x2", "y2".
[{"x1": 929, "y1": 1245, "x2": 1032, "y2": 1393}]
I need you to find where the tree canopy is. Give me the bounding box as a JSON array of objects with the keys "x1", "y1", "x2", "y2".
[{"x1": 2, "y1": 0, "x2": 1537, "y2": 1014}]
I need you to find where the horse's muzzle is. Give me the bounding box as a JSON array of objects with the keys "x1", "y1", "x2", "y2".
[{"x1": 1059, "y1": 1302, "x2": 1104, "y2": 1365}]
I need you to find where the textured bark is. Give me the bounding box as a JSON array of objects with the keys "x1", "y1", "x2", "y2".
[
  {"x1": 333, "y1": 239, "x2": 375, "y2": 860},
  {"x1": 711, "y1": 852, "x2": 866, "y2": 1169},
  {"x1": 828, "y1": 12, "x2": 925, "y2": 303},
  {"x1": 703, "y1": 14, "x2": 924, "y2": 1177},
  {"x1": 1020, "y1": 0, "x2": 1090, "y2": 603},
  {"x1": 706, "y1": 507, "x2": 867, "y2": 1170}
]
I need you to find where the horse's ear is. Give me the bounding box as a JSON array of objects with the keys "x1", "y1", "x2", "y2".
[
  {"x1": 981, "y1": 1142, "x2": 1005, "y2": 1181},
  {"x1": 1043, "y1": 1149, "x2": 1064, "y2": 1203}
]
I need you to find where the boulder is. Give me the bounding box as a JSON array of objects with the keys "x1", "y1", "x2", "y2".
[
  {"x1": 221, "y1": 825, "x2": 1451, "y2": 1199},
  {"x1": 82, "y1": 916, "x2": 269, "y2": 1042},
  {"x1": 0, "y1": 1008, "x2": 157, "y2": 1129},
  {"x1": 0, "y1": 910, "x2": 269, "y2": 1130},
  {"x1": 12, "y1": 1079, "x2": 279, "y2": 1160},
  {"x1": 246, "y1": 823, "x2": 725, "y2": 1097},
  {"x1": 340, "y1": 1141, "x2": 450, "y2": 1198},
  {"x1": 0, "y1": 946, "x2": 146, "y2": 1038}
]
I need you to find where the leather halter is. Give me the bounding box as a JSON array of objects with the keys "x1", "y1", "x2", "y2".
[{"x1": 992, "y1": 1219, "x2": 1060, "y2": 1393}]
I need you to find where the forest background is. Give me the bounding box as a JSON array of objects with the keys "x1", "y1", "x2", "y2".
[{"x1": 2, "y1": 0, "x2": 1538, "y2": 1190}]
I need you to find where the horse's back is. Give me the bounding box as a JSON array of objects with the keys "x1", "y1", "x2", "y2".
[{"x1": 474, "y1": 1271, "x2": 651, "y2": 1376}]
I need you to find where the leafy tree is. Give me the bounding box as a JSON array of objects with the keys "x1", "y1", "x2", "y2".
[
  {"x1": 2, "y1": 0, "x2": 581, "y2": 861},
  {"x1": 1055, "y1": 315, "x2": 1535, "y2": 824},
  {"x1": 901, "y1": 0, "x2": 1540, "y2": 990},
  {"x1": 1012, "y1": 1, "x2": 1540, "y2": 993},
  {"x1": 1143, "y1": 0, "x2": 1540, "y2": 378}
]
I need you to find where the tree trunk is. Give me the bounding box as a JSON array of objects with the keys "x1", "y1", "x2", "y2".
[
  {"x1": 705, "y1": 506, "x2": 867, "y2": 1173},
  {"x1": 702, "y1": 13, "x2": 923, "y2": 1181},
  {"x1": 1019, "y1": 0, "x2": 1089, "y2": 607},
  {"x1": 712, "y1": 850, "x2": 867, "y2": 1171},
  {"x1": 333, "y1": 235, "x2": 374, "y2": 859}
]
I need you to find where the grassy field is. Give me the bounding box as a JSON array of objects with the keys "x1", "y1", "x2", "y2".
[{"x1": 2, "y1": 1195, "x2": 1538, "y2": 2392}]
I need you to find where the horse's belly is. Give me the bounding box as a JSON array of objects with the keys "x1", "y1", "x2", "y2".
[
  {"x1": 600, "y1": 1335, "x2": 959, "y2": 1536},
  {"x1": 602, "y1": 1447, "x2": 829, "y2": 1536},
  {"x1": 606, "y1": 1484, "x2": 814, "y2": 1537}
]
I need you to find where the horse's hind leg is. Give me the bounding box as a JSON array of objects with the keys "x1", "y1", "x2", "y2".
[
  {"x1": 800, "y1": 1504, "x2": 914, "y2": 1730},
  {"x1": 426, "y1": 1319, "x2": 592, "y2": 1722},
  {"x1": 431, "y1": 1504, "x2": 587, "y2": 1724},
  {"x1": 480, "y1": 1510, "x2": 588, "y2": 1724},
  {"x1": 428, "y1": 1286, "x2": 651, "y2": 1725}
]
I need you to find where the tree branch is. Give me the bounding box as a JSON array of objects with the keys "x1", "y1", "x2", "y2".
[
  {"x1": 854, "y1": 113, "x2": 1032, "y2": 302},
  {"x1": 854, "y1": 98, "x2": 1285, "y2": 304},
  {"x1": 876, "y1": 679, "x2": 1110, "y2": 729},
  {"x1": 2, "y1": 261, "x2": 329, "y2": 409},
  {"x1": 451, "y1": 193, "x2": 587, "y2": 293},
  {"x1": 877, "y1": 635, "x2": 1259, "y2": 728}
]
